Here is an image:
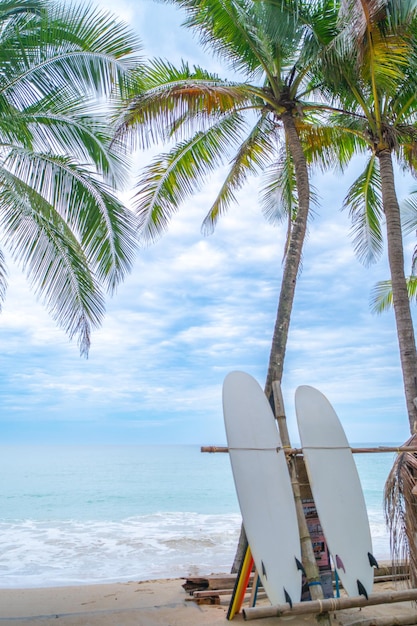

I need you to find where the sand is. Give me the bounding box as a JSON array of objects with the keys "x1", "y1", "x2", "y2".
[{"x1": 0, "y1": 578, "x2": 416, "y2": 626}]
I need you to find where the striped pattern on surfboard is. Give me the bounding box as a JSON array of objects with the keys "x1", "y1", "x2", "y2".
[{"x1": 226, "y1": 543, "x2": 254, "y2": 620}]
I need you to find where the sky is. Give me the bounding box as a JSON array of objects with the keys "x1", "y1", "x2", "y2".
[{"x1": 0, "y1": 0, "x2": 416, "y2": 446}]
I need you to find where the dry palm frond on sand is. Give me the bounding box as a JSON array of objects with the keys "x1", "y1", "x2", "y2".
[{"x1": 384, "y1": 434, "x2": 417, "y2": 586}]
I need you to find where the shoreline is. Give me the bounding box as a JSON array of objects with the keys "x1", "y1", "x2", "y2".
[{"x1": 0, "y1": 577, "x2": 416, "y2": 626}]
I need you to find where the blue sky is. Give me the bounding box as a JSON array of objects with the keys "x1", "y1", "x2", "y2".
[{"x1": 0, "y1": 0, "x2": 415, "y2": 445}]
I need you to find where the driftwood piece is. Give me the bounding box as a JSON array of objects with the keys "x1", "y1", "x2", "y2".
[
  {"x1": 182, "y1": 573, "x2": 254, "y2": 593},
  {"x1": 185, "y1": 594, "x2": 221, "y2": 605},
  {"x1": 192, "y1": 588, "x2": 267, "y2": 599},
  {"x1": 182, "y1": 566, "x2": 408, "y2": 594},
  {"x1": 243, "y1": 589, "x2": 417, "y2": 621}
]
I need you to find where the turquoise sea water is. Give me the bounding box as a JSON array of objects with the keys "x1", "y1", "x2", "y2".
[{"x1": 0, "y1": 444, "x2": 396, "y2": 588}]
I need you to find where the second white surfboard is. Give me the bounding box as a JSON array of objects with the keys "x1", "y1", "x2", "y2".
[{"x1": 295, "y1": 385, "x2": 376, "y2": 598}]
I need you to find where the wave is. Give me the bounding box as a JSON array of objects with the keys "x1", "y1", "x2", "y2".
[
  {"x1": 0, "y1": 512, "x2": 242, "y2": 588},
  {"x1": 0, "y1": 509, "x2": 391, "y2": 588}
]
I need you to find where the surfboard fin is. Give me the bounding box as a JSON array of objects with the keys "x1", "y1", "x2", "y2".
[
  {"x1": 357, "y1": 579, "x2": 368, "y2": 599},
  {"x1": 335, "y1": 554, "x2": 346, "y2": 572},
  {"x1": 295, "y1": 557, "x2": 306, "y2": 577},
  {"x1": 368, "y1": 552, "x2": 379, "y2": 568},
  {"x1": 261, "y1": 560, "x2": 267, "y2": 579},
  {"x1": 284, "y1": 588, "x2": 293, "y2": 608}
]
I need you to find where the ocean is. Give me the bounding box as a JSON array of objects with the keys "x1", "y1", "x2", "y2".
[{"x1": 0, "y1": 444, "x2": 397, "y2": 589}]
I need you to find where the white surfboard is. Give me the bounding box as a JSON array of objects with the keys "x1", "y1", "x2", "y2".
[
  {"x1": 223, "y1": 371, "x2": 302, "y2": 606},
  {"x1": 295, "y1": 385, "x2": 377, "y2": 598}
]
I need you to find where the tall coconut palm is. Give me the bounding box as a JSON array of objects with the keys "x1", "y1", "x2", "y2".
[
  {"x1": 115, "y1": 0, "x2": 340, "y2": 594},
  {"x1": 0, "y1": 0, "x2": 141, "y2": 355},
  {"x1": 321, "y1": 0, "x2": 417, "y2": 432},
  {"x1": 320, "y1": 0, "x2": 417, "y2": 583},
  {"x1": 115, "y1": 0, "x2": 338, "y2": 399},
  {"x1": 369, "y1": 191, "x2": 417, "y2": 582}
]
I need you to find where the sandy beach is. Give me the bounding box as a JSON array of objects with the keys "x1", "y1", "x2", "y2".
[{"x1": 0, "y1": 578, "x2": 417, "y2": 626}]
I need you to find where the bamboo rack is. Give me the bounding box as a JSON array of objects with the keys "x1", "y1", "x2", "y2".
[
  {"x1": 201, "y1": 445, "x2": 417, "y2": 455},
  {"x1": 243, "y1": 589, "x2": 417, "y2": 620}
]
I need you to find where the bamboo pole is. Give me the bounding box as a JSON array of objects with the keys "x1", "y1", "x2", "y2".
[
  {"x1": 243, "y1": 589, "x2": 417, "y2": 621},
  {"x1": 201, "y1": 445, "x2": 417, "y2": 454},
  {"x1": 271, "y1": 381, "x2": 326, "y2": 605}
]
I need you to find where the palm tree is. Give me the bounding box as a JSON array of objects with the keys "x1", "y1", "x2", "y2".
[
  {"x1": 115, "y1": 0, "x2": 339, "y2": 595},
  {"x1": 321, "y1": 0, "x2": 417, "y2": 433},
  {"x1": 369, "y1": 191, "x2": 417, "y2": 583},
  {"x1": 320, "y1": 0, "x2": 417, "y2": 584},
  {"x1": 115, "y1": 0, "x2": 338, "y2": 398},
  {"x1": 0, "y1": 0, "x2": 141, "y2": 355}
]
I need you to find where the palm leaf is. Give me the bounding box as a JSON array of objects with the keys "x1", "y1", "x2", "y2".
[
  {"x1": 202, "y1": 113, "x2": 276, "y2": 234},
  {"x1": 0, "y1": 247, "x2": 8, "y2": 311},
  {"x1": 343, "y1": 155, "x2": 384, "y2": 265},
  {"x1": 371, "y1": 277, "x2": 417, "y2": 312},
  {"x1": 0, "y1": 1, "x2": 139, "y2": 110},
  {"x1": 115, "y1": 62, "x2": 255, "y2": 148},
  {"x1": 166, "y1": 0, "x2": 274, "y2": 78},
  {"x1": 360, "y1": 29, "x2": 409, "y2": 93},
  {"x1": 260, "y1": 144, "x2": 297, "y2": 226},
  {"x1": 0, "y1": 0, "x2": 142, "y2": 353},
  {"x1": 134, "y1": 112, "x2": 248, "y2": 242},
  {"x1": 0, "y1": 167, "x2": 105, "y2": 356},
  {"x1": 11, "y1": 97, "x2": 129, "y2": 188},
  {"x1": 299, "y1": 120, "x2": 363, "y2": 171},
  {"x1": 401, "y1": 192, "x2": 417, "y2": 236},
  {"x1": 384, "y1": 433, "x2": 417, "y2": 586},
  {"x1": 5, "y1": 148, "x2": 138, "y2": 293}
]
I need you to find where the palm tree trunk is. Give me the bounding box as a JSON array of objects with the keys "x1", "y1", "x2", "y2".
[
  {"x1": 264, "y1": 111, "x2": 310, "y2": 401},
  {"x1": 379, "y1": 150, "x2": 417, "y2": 586},
  {"x1": 378, "y1": 149, "x2": 417, "y2": 435}
]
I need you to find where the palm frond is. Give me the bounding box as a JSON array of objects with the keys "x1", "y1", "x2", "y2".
[
  {"x1": 384, "y1": 433, "x2": 417, "y2": 586},
  {"x1": 116, "y1": 64, "x2": 255, "y2": 148},
  {"x1": 336, "y1": 0, "x2": 415, "y2": 109},
  {"x1": 401, "y1": 192, "x2": 417, "y2": 236},
  {"x1": 0, "y1": 0, "x2": 142, "y2": 353},
  {"x1": 371, "y1": 276, "x2": 417, "y2": 312},
  {"x1": 165, "y1": 0, "x2": 273, "y2": 78},
  {"x1": 0, "y1": 167, "x2": 105, "y2": 356},
  {"x1": 202, "y1": 114, "x2": 276, "y2": 234},
  {"x1": 300, "y1": 0, "x2": 339, "y2": 50},
  {"x1": 134, "y1": 113, "x2": 247, "y2": 242},
  {"x1": 5, "y1": 148, "x2": 138, "y2": 293},
  {"x1": 0, "y1": 247, "x2": 8, "y2": 311},
  {"x1": 343, "y1": 155, "x2": 384, "y2": 265},
  {"x1": 260, "y1": 144, "x2": 297, "y2": 225},
  {"x1": 299, "y1": 119, "x2": 364, "y2": 170},
  {"x1": 0, "y1": 1, "x2": 140, "y2": 112},
  {"x1": 370, "y1": 280, "x2": 394, "y2": 313},
  {"x1": 361, "y1": 29, "x2": 409, "y2": 93},
  {"x1": 11, "y1": 99, "x2": 129, "y2": 188}
]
